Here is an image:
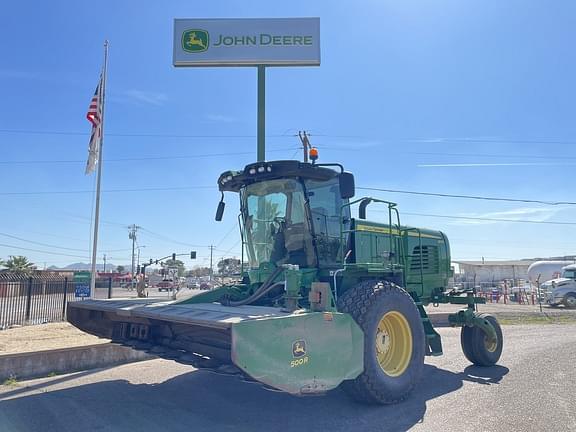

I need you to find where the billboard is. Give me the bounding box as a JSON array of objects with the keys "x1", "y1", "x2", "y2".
[{"x1": 173, "y1": 18, "x2": 320, "y2": 67}]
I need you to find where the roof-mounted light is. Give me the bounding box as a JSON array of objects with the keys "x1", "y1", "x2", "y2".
[{"x1": 309, "y1": 147, "x2": 319, "y2": 163}]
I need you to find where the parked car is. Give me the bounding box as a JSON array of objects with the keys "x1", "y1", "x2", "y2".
[{"x1": 157, "y1": 280, "x2": 175, "y2": 292}]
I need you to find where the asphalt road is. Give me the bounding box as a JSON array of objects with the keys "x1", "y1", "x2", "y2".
[{"x1": 1, "y1": 324, "x2": 575, "y2": 432}]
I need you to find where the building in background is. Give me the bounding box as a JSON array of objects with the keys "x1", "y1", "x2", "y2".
[{"x1": 453, "y1": 260, "x2": 537, "y2": 285}]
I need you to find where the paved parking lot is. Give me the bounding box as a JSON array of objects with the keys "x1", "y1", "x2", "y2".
[{"x1": 1, "y1": 324, "x2": 575, "y2": 432}]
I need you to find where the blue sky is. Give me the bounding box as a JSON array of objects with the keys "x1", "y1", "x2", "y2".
[{"x1": 1, "y1": 0, "x2": 576, "y2": 269}]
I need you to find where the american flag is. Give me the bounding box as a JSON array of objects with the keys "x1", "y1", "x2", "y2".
[{"x1": 85, "y1": 74, "x2": 103, "y2": 174}]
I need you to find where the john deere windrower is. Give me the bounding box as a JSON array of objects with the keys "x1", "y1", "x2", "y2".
[{"x1": 68, "y1": 155, "x2": 503, "y2": 404}]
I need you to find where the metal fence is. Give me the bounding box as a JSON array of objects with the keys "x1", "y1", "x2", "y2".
[{"x1": 0, "y1": 273, "x2": 112, "y2": 330}]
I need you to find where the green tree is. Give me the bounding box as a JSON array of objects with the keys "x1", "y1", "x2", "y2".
[
  {"x1": 116, "y1": 265, "x2": 125, "y2": 273},
  {"x1": 217, "y1": 258, "x2": 242, "y2": 276},
  {"x1": 4, "y1": 256, "x2": 36, "y2": 273},
  {"x1": 186, "y1": 267, "x2": 211, "y2": 277}
]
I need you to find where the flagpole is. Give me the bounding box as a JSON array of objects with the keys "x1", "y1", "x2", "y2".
[{"x1": 90, "y1": 40, "x2": 109, "y2": 296}]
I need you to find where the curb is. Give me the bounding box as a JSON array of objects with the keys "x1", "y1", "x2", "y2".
[{"x1": 0, "y1": 343, "x2": 155, "y2": 382}]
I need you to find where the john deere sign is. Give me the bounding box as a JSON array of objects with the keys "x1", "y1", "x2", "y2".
[
  {"x1": 173, "y1": 18, "x2": 320, "y2": 67},
  {"x1": 182, "y1": 29, "x2": 209, "y2": 53}
]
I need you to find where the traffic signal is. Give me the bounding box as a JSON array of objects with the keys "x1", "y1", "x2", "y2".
[
  {"x1": 190, "y1": 251, "x2": 197, "y2": 259},
  {"x1": 149, "y1": 259, "x2": 153, "y2": 265},
  {"x1": 172, "y1": 253, "x2": 176, "y2": 261}
]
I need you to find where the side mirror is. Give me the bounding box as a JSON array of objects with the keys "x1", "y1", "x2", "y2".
[
  {"x1": 339, "y1": 172, "x2": 355, "y2": 199},
  {"x1": 215, "y1": 201, "x2": 225, "y2": 221}
]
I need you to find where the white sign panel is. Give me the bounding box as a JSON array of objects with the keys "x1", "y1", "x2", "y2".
[{"x1": 173, "y1": 18, "x2": 320, "y2": 67}]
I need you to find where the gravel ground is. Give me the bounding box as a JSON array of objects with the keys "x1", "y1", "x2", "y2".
[{"x1": 0, "y1": 323, "x2": 105, "y2": 355}]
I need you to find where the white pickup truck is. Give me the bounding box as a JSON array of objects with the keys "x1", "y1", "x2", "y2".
[{"x1": 541, "y1": 264, "x2": 576, "y2": 308}]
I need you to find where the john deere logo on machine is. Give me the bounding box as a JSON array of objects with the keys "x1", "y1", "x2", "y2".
[
  {"x1": 182, "y1": 29, "x2": 209, "y2": 53},
  {"x1": 290, "y1": 340, "x2": 309, "y2": 368},
  {"x1": 292, "y1": 340, "x2": 306, "y2": 358}
]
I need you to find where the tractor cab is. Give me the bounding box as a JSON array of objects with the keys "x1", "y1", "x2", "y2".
[{"x1": 216, "y1": 160, "x2": 355, "y2": 270}]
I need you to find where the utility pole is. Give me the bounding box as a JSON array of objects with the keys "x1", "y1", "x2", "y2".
[
  {"x1": 298, "y1": 130, "x2": 311, "y2": 163},
  {"x1": 209, "y1": 245, "x2": 214, "y2": 282},
  {"x1": 136, "y1": 245, "x2": 145, "y2": 270},
  {"x1": 128, "y1": 224, "x2": 140, "y2": 278},
  {"x1": 103, "y1": 253, "x2": 107, "y2": 273}
]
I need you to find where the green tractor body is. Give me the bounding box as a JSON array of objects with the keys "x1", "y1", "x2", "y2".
[{"x1": 68, "y1": 160, "x2": 502, "y2": 403}]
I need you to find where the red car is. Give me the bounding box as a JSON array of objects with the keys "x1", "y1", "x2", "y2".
[{"x1": 157, "y1": 280, "x2": 175, "y2": 292}]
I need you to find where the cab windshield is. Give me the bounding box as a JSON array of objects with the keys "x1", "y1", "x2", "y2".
[
  {"x1": 241, "y1": 179, "x2": 315, "y2": 268},
  {"x1": 563, "y1": 269, "x2": 576, "y2": 279}
]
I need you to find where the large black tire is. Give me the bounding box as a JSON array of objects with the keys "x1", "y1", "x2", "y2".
[
  {"x1": 563, "y1": 293, "x2": 576, "y2": 309},
  {"x1": 460, "y1": 313, "x2": 503, "y2": 366},
  {"x1": 338, "y1": 280, "x2": 425, "y2": 404}
]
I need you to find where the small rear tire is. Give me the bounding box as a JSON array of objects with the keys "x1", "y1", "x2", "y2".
[
  {"x1": 460, "y1": 313, "x2": 503, "y2": 366},
  {"x1": 338, "y1": 280, "x2": 425, "y2": 404}
]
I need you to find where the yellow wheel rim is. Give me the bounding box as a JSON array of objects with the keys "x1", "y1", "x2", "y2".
[{"x1": 375, "y1": 311, "x2": 413, "y2": 377}]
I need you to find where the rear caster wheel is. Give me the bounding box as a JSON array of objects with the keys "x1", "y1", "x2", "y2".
[{"x1": 461, "y1": 313, "x2": 503, "y2": 366}]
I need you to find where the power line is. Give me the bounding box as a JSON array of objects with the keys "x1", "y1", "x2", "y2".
[
  {"x1": 405, "y1": 151, "x2": 576, "y2": 161},
  {"x1": 401, "y1": 212, "x2": 576, "y2": 226},
  {"x1": 0, "y1": 148, "x2": 299, "y2": 165},
  {"x1": 0, "y1": 232, "x2": 88, "y2": 252},
  {"x1": 215, "y1": 224, "x2": 239, "y2": 249},
  {"x1": 0, "y1": 129, "x2": 300, "y2": 138},
  {"x1": 0, "y1": 242, "x2": 90, "y2": 259},
  {"x1": 139, "y1": 228, "x2": 210, "y2": 248},
  {"x1": 0, "y1": 232, "x2": 136, "y2": 254},
  {"x1": 357, "y1": 187, "x2": 576, "y2": 206},
  {"x1": 407, "y1": 137, "x2": 576, "y2": 146},
  {"x1": 3, "y1": 128, "x2": 576, "y2": 145},
  {"x1": 4, "y1": 183, "x2": 576, "y2": 207},
  {"x1": 0, "y1": 186, "x2": 215, "y2": 196}
]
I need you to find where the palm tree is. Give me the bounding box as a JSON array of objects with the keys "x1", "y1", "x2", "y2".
[{"x1": 4, "y1": 256, "x2": 36, "y2": 273}]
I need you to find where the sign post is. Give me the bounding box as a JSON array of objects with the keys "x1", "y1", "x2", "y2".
[
  {"x1": 173, "y1": 18, "x2": 320, "y2": 161},
  {"x1": 257, "y1": 65, "x2": 266, "y2": 161},
  {"x1": 74, "y1": 271, "x2": 92, "y2": 299}
]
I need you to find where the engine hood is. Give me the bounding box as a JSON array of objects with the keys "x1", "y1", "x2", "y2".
[{"x1": 542, "y1": 278, "x2": 575, "y2": 288}]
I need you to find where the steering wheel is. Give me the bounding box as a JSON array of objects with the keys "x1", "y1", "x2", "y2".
[{"x1": 270, "y1": 217, "x2": 286, "y2": 236}]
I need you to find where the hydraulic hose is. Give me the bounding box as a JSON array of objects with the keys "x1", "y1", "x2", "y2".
[
  {"x1": 225, "y1": 282, "x2": 286, "y2": 307},
  {"x1": 223, "y1": 266, "x2": 284, "y2": 307}
]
